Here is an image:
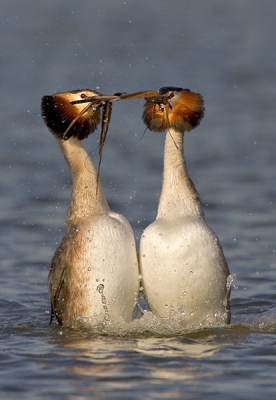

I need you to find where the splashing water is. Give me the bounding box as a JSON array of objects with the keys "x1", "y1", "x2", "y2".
[{"x1": 96, "y1": 283, "x2": 110, "y2": 323}]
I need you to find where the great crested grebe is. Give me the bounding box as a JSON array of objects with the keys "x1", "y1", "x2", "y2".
[
  {"x1": 41, "y1": 89, "x2": 139, "y2": 327},
  {"x1": 136, "y1": 86, "x2": 231, "y2": 328}
]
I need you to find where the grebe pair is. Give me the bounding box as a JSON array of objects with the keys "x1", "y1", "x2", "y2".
[{"x1": 41, "y1": 87, "x2": 230, "y2": 329}]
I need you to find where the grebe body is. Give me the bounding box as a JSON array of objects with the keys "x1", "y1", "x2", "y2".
[{"x1": 42, "y1": 90, "x2": 139, "y2": 327}]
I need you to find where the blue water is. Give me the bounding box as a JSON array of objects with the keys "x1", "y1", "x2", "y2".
[{"x1": 1, "y1": 1, "x2": 276, "y2": 398}]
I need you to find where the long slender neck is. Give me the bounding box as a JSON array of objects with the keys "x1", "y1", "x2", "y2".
[
  {"x1": 157, "y1": 128, "x2": 203, "y2": 219},
  {"x1": 58, "y1": 137, "x2": 109, "y2": 223}
]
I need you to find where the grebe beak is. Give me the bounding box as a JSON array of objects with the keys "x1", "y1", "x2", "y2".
[
  {"x1": 70, "y1": 94, "x2": 121, "y2": 106},
  {"x1": 119, "y1": 90, "x2": 159, "y2": 100}
]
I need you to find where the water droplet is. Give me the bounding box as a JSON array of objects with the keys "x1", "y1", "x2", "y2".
[
  {"x1": 178, "y1": 305, "x2": 185, "y2": 314},
  {"x1": 138, "y1": 274, "x2": 143, "y2": 281},
  {"x1": 88, "y1": 267, "x2": 91, "y2": 271},
  {"x1": 182, "y1": 291, "x2": 187, "y2": 296},
  {"x1": 97, "y1": 284, "x2": 104, "y2": 293},
  {"x1": 226, "y1": 273, "x2": 236, "y2": 289}
]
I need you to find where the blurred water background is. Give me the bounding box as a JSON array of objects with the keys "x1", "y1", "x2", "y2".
[{"x1": 1, "y1": 1, "x2": 276, "y2": 398}]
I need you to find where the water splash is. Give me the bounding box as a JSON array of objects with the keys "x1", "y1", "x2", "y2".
[
  {"x1": 227, "y1": 273, "x2": 236, "y2": 290},
  {"x1": 96, "y1": 283, "x2": 110, "y2": 323}
]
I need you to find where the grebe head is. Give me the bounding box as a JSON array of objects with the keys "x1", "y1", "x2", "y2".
[
  {"x1": 41, "y1": 89, "x2": 101, "y2": 140},
  {"x1": 142, "y1": 86, "x2": 205, "y2": 133}
]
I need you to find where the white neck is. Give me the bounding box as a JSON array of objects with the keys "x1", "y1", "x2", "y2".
[
  {"x1": 58, "y1": 137, "x2": 109, "y2": 223},
  {"x1": 157, "y1": 128, "x2": 203, "y2": 219}
]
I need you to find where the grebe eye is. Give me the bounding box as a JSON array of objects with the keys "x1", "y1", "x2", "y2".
[
  {"x1": 168, "y1": 92, "x2": 175, "y2": 99},
  {"x1": 80, "y1": 93, "x2": 87, "y2": 99}
]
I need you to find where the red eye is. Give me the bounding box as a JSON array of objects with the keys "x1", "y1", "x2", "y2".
[
  {"x1": 168, "y1": 92, "x2": 175, "y2": 99},
  {"x1": 80, "y1": 93, "x2": 87, "y2": 99}
]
